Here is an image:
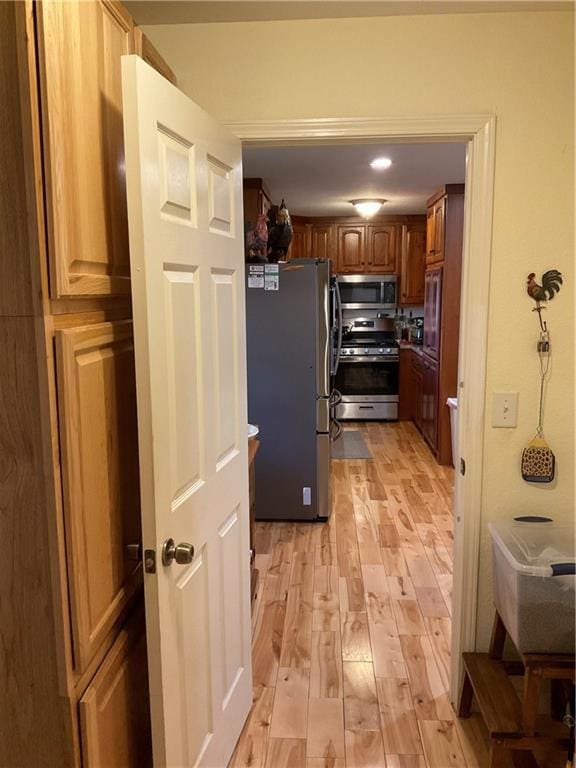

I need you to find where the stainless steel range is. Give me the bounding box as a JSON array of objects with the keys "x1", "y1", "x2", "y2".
[{"x1": 333, "y1": 317, "x2": 399, "y2": 421}]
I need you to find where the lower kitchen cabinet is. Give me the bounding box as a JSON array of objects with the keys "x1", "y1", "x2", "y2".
[
  {"x1": 421, "y1": 355, "x2": 439, "y2": 450},
  {"x1": 79, "y1": 607, "x2": 152, "y2": 768},
  {"x1": 412, "y1": 353, "x2": 424, "y2": 432}
]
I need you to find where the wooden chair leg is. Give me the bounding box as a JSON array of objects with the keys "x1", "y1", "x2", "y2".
[
  {"x1": 522, "y1": 666, "x2": 542, "y2": 736},
  {"x1": 459, "y1": 670, "x2": 474, "y2": 718},
  {"x1": 489, "y1": 611, "x2": 507, "y2": 660}
]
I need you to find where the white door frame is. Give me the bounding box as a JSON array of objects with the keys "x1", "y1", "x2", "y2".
[{"x1": 225, "y1": 114, "x2": 496, "y2": 704}]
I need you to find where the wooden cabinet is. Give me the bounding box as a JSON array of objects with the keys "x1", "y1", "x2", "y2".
[
  {"x1": 421, "y1": 355, "x2": 439, "y2": 449},
  {"x1": 426, "y1": 198, "x2": 445, "y2": 265},
  {"x1": 310, "y1": 224, "x2": 333, "y2": 261},
  {"x1": 336, "y1": 225, "x2": 365, "y2": 273},
  {"x1": 79, "y1": 609, "x2": 152, "y2": 768},
  {"x1": 412, "y1": 353, "x2": 424, "y2": 431},
  {"x1": 1, "y1": 3, "x2": 160, "y2": 765},
  {"x1": 55, "y1": 321, "x2": 142, "y2": 673},
  {"x1": 366, "y1": 224, "x2": 398, "y2": 273},
  {"x1": 400, "y1": 221, "x2": 426, "y2": 305},
  {"x1": 423, "y1": 185, "x2": 465, "y2": 463},
  {"x1": 423, "y1": 267, "x2": 442, "y2": 360},
  {"x1": 37, "y1": 0, "x2": 134, "y2": 297},
  {"x1": 133, "y1": 27, "x2": 177, "y2": 84},
  {"x1": 288, "y1": 222, "x2": 310, "y2": 260},
  {"x1": 243, "y1": 178, "x2": 272, "y2": 229}
]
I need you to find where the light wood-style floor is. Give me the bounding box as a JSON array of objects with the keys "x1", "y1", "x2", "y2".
[{"x1": 230, "y1": 420, "x2": 492, "y2": 768}]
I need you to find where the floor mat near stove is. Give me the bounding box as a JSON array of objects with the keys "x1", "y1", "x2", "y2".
[{"x1": 331, "y1": 430, "x2": 373, "y2": 460}]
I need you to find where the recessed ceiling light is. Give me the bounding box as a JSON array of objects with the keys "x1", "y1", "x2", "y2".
[{"x1": 370, "y1": 157, "x2": 392, "y2": 170}]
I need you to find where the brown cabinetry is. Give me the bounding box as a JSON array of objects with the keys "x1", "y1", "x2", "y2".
[
  {"x1": 1, "y1": 2, "x2": 157, "y2": 765},
  {"x1": 399, "y1": 348, "x2": 424, "y2": 431},
  {"x1": 336, "y1": 225, "x2": 365, "y2": 272},
  {"x1": 423, "y1": 267, "x2": 442, "y2": 360},
  {"x1": 37, "y1": 0, "x2": 134, "y2": 298},
  {"x1": 79, "y1": 609, "x2": 152, "y2": 768},
  {"x1": 366, "y1": 224, "x2": 398, "y2": 273},
  {"x1": 423, "y1": 184, "x2": 465, "y2": 464},
  {"x1": 289, "y1": 221, "x2": 310, "y2": 260},
  {"x1": 55, "y1": 321, "x2": 142, "y2": 673},
  {"x1": 243, "y1": 178, "x2": 272, "y2": 229},
  {"x1": 400, "y1": 221, "x2": 426, "y2": 305},
  {"x1": 421, "y1": 355, "x2": 439, "y2": 448},
  {"x1": 426, "y1": 197, "x2": 445, "y2": 266},
  {"x1": 310, "y1": 224, "x2": 334, "y2": 261}
]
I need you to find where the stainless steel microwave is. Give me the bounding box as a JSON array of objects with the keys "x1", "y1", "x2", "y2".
[{"x1": 336, "y1": 274, "x2": 397, "y2": 310}]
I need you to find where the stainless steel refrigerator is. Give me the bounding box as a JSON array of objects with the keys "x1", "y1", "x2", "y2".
[{"x1": 245, "y1": 259, "x2": 341, "y2": 521}]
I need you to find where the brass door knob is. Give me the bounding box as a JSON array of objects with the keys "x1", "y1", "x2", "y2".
[{"x1": 162, "y1": 538, "x2": 195, "y2": 566}]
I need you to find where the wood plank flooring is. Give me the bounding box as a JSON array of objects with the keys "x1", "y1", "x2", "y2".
[{"x1": 230, "y1": 421, "x2": 485, "y2": 768}]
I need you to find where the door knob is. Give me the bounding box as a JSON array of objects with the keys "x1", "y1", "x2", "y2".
[{"x1": 162, "y1": 538, "x2": 195, "y2": 566}]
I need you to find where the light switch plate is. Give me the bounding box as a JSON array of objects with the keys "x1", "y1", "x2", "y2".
[{"x1": 492, "y1": 392, "x2": 519, "y2": 428}]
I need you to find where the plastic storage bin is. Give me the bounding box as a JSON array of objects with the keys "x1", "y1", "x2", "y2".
[
  {"x1": 446, "y1": 397, "x2": 458, "y2": 467},
  {"x1": 488, "y1": 517, "x2": 575, "y2": 653}
]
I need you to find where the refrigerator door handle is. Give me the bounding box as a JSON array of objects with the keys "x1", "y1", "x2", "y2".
[{"x1": 331, "y1": 279, "x2": 343, "y2": 377}]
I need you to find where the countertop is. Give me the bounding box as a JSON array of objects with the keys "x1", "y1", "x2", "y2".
[{"x1": 399, "y1": 341, "x2": 424, "y2": 357}]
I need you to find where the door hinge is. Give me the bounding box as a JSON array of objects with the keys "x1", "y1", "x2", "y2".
[
  {"x1": 460, "y1": 458, "x2": 466, "y2": 476},
  {"x1": 144, "y1": 549, "x2": 156, "y2": 573}
]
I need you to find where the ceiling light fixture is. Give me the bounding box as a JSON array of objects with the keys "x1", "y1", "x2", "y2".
[
  {"x1": 349, "y1": 198, "x2": 387, "y2": 219},
  {"x1": 370, "y1": 157, "x2": 392, "y2": 170}
]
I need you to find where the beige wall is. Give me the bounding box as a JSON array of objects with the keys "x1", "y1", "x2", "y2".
[{"x1": 144, "y1": 11, "x2": 575, "y2": 648}]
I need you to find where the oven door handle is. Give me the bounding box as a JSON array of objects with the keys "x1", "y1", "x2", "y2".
[{"x1": 340, "y1": 355, "x2": 399, "y2": 364}]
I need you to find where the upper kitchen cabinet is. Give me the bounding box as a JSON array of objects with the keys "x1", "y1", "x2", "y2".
[
  {"x1": 365, "y1": 224, "x2": 398, "y2": 274},
  {"x1": 288, "y1": 220, "x2": 310, "y2": 260},
  {"x1": 425, "y1": 184, "x2": 464, "y2": 267},
  {"x1": 132, "y1": 27, "x2": 177, "y2": 84},
  {"x1": 336, "y1": 225, "x2": 365, "y2": 273},
  {"x1": 36, "y1": 0, "x2": 134, "y2": 298},
  {"x1": 399, "y1": 221, "x2": 426, "y2": 305},
  {"x1": 310, "y1": 224, "x2": 334, "y2": 261},
  {"x1": 243, "y1": 178, "x2": 272, "y2": 228}
]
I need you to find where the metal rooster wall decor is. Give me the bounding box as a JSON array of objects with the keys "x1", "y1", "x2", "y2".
[
  {"x1": 521, "y1": 269, "x2": 563, "y2": 483},
  {"x1": 526, "y1": 269, "x2": 563, "y2": 340}
]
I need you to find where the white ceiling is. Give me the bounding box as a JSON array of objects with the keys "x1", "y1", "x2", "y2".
[
  {"x1": 127, "y1": 0, "x2": 573, "y2": 26},
  {"x1": 242, "y1": 142, "x2": 467, "y2": 216}
]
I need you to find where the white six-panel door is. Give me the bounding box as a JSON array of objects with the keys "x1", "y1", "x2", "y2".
[{"x1": 122, "y1": 55, "x2": 252, "y2": 767}]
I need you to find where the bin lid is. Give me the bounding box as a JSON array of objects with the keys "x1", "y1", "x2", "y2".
[{"x1": 489, "y1": 517, "x2": 575, "y2": 576}]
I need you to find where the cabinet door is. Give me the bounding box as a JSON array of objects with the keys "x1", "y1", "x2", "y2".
[
  {"x1": 336, "y1": 225, "x2": 365, "y2": 273},
  {"x1": 400, "y1": 222, "x2": 426, "y2": 305},
  {"x1": 423, "y1": 268, "x2": 442, "y2": 360},
  {"x1": 37, "y1": 0, "x2": 134, "y2": 297},
  {"x1": 56, "y1": 321, "x2": 141, "y2": 673},
  {"x1": 366, "y1": 224, "x2": 398, "y2": 273},
  {"x1": 133, "y1": 28, "x2": 177, "y2": 84},
  {"x1": 288, "y1": 223, "x2": 310, "y2": 259},
  {"x1": 421, "y1": 356, "x2": 439, "y2": 449},
  {"x1": 79, "y1": 608, "x2": 152, "y2": 768},
  {"x1": 310, "y1": 225, "x2": 334, "y2": 261},
  {"x1": 433, "y1": 199, "x2": 445, "y2": 262},
  {"x1": 398, "y1": 350, "x2": 413, "y2": 420},
  {"x1": 412, "y1": 355, "x2": 424, "y2": 430},
  {"x1": 426, "y1": 199, "x2": 445, "y2": 266}
]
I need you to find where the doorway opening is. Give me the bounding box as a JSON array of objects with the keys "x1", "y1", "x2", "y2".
[{"x1": 229, "y1": 115, "x2": 495, "y2": 766}]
